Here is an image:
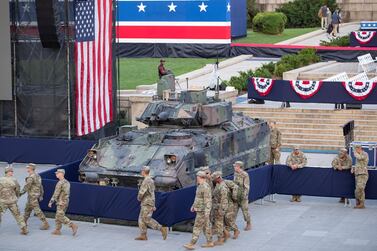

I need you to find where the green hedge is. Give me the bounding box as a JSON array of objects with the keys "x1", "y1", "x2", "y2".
[
  {"x1": 276, "y1": 0, "x2": 337, "y2": 28},
  {"x1": 320, "y1": 35, "x2": 350, "y2": 46},
  {"x1": 223, "y1": 49, "x2": 320, "y2": 92},
  {"x1": 252, "y1": 12, "x2": 287, "y2": 35}
]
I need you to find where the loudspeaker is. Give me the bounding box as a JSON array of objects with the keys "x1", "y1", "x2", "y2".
[{"x1": 35, "y1": 0, "x2": 60, "y2": 48}]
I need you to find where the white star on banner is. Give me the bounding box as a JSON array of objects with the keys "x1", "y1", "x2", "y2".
[
  {"x1": 168, "y1": 2, "x2": 177, "y2": 12},
  {"x1": 137, "y1": 2, "x2": 146, "y2": 12},
  {"x1": 227, "y1": 3, "x2": 231, "y2": 12},
  {"x1": 22, "y1": 3, "x2": 30, "y2": 13},
  {"x1": 198, "y1": 2, "x2": 208, "y2": 12}
]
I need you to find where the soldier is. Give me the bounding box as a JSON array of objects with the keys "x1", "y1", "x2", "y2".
[
  {"x1": 269, "y1": 121, "x2": 282, "y2": 165},
  {"x1": 211, "y1": 171, "x2": 228, "y2": 246},
  {"x1": 286, "y1": 146, "x2": 307, "y2": 202},
  {"x1": 135, "y1": 166, "x2": 168, "y2": 241},
  {"x1": 200, "y1": 166, "x2": 213, "y2": 191},
  {"x1": 48, "y1": 169, "x2": 78, "y2": 236},
  {"x1": 183, "y1": 171, "x2": 213, "y2": 250},
  {"x1": 233, "y1": 161, "x2": 252, "y2": 231},
  {"x1": 0, "y1": 166, "x2": 28, "y2": 235},
  {"x1": 224, "y1": 179, "x2": 240, "y2": 239},
  {"x1": 158, "y1": 59, "x2": 168, "y2": 79},
  {"x1": 332, "y1": 149, "x2": 352, "y2": 203},
  {"x1": 351, "y1": 145, "x2": 369, "y2": 209},
  {"x1": 21, "y1": 163, "x2": 49, "y2": 230}
]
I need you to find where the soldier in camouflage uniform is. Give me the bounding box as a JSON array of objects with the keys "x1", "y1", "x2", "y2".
[
  {"x1": 224, "y1": 179, "x2": 240, "y2": 239},
  {"x1": 233, "y1": 161, "x2": 251, "y2": 231},
  {"x1": 48, "y1": 169, "x2": 78, "y2": 236},
  {"x1": 269, "y1": 122, "x2": 282, "y2": 165},
  {"x1": 351, "y1": 145, "x2": 369, "y2": 209},
  {"x1": 332, "y1": 149, "x2": 352, "y2": 203},
  {"x1": 211, "y1": 171, "x2": 228, "y2": 246},
  {"x1": 0, "y1": 166, "x2": 28, "y2": 235},
  {"x1": 184, "y1": 171, "x2": 213, "y2": 250},
  {"x1": 286, "y1": 146, "x2": 307, "y2": 202},
  {"x1": 135, "y1": 166, "x2": 168, "y2": 241},
  {"x1": 21, "y1": 163, "x2": 49, "y2": 230}
]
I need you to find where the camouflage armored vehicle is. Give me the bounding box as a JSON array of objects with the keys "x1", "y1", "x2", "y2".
[{"x1": 79, "y1": 89, "x2": 270, "y2": 191}]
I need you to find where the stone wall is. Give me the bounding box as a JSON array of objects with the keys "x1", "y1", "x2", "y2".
[{"x1": 255, "y1": 0, "x2": 376, "y2": 22}]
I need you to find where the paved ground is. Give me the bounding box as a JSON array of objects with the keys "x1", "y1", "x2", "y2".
[
  {"x1": 2, "y1": 154, "x2": 377, "y2": 251},
  {"x1": 278, "y1": 23, "x2": 359, "y2": 46}
]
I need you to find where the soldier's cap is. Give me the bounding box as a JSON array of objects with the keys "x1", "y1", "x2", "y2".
[
  {"x1": 196, "y1": 171, "x2": 207, "y2": 178},
  {"x1": 354, "y1": 144, "x2": 362, "y2": 149},
  {"x1": 141, "y1": 166, "x2": 150, "y2": 172},
  {"x1": 211, "y1": 171, "x2": 222, "y2": 181},
  {"x1": 27, "y1": 163, "x2": 36, "y2": 170},
  {"x1": 233, "y1": 161, "x2": 244, "y2": 167},
  {"x1": 293, "y1": 145, "x2": 300, "y2": 150},
  {"x1": 199, "y1": 166, "x2": 210, "y2": 172},
  {"x1": 5, "y1": 166, "x2": 13, "y2": 174},
  {"x1": 55, "y1": 169, "x2": 65, "y2": 175},
  {"x1": 340, "y1": 148, "x2": 348, "y2": 153}
]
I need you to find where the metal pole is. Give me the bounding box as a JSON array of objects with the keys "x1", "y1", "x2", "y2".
[
  {"x1": 65, "y1": 0, "x2": 71, "y2": 139},
  {"x1": 116, "y1": 0, "x2": 121, "y2": 129},
  {"x1": 12, "y1": 0, "x2": 18, "y2": 136}
]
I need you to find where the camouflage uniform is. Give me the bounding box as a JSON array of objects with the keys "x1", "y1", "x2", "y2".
[
  {"x1": 0, "y1": 176, "x2": 26, "y2": 230},
  {"x1": 269, "y1": 127, "x2": 282, "y2": 164},
  {"x1": 190, "y1": 182, "x2": 212, "y2": 244},
  {"x1": 332, "y1": 153, "x2": 352, "y2": 170},
  {"x1": 212, "y1": 181, "x2": 228, "y2": 239},
  {"x1": 286, "y1": 150, "x2": 307, "y2": 201},
  {"x1": 234, "y1": 170, "x2": 251, "y2": 225},
  {"x1": 224, "y1": 180, "x2": 239, "y2": 233},
  {"x1": 21, "y1": 172, "x2": 48, "y2": 224},
  {"x1": 353, "y1": 151, "x2": 369, "y2": 205},
  {"x1": 137, "y1": 176, "x2": 162, "y2": 234},
  {"x1": 49, "y1": 179, "x2": 72, "y2": 230}
]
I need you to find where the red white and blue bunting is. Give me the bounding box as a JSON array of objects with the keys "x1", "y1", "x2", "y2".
[
  {"x1": 251, "y1": 77, "x2": 275, "y2": 96},
  {"x1": 353, "y1": 31, "x2": 376, "y2": 44},
  {"x1": 342, "y1": 81, "x2": 377, "y2": 101},
  {"x1": 290, "y1": 80, "x2": 322, "y2": 99}
]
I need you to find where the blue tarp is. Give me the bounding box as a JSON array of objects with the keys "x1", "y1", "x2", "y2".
[
  {"x1": 39, "y1": 162, "x2": 377, "y2": 227},
  {"x1": 0, "y1": 137, "x2": 95, "y2": 164}
]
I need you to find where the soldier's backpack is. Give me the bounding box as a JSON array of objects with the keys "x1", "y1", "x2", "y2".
[{"x1": 224, "y1": 180, "x2": 239, "y2": 203}]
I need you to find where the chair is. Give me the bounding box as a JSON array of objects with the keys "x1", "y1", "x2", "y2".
[
  {"x1": 357, "y1": 53, "x2": 377, "y2": 73},
  {"x1": 348, "y1": 72, "x2": 369, "y2": 82}
]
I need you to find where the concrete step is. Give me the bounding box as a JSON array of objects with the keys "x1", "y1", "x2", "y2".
[
  {"x1": 283, "y1": 132, "x2": 343, "y2": 140},
  {"x1": 247, "y1": 110, "x2": 377, "y2": 120},
  {"x1": 282, "y1": 138, "x2": 344, "y2": 146},
  {"x1": 279, "y1": 128, "x2": 343, "y2": 135},
  {"x1": 282, "y1": 144, "x2": 343, "y2": 151},
  {"x1": 260, "y1": 117, "x2": 376, "y2": 125},
  {"x1": 236, "y1": 106, "x2": 377, "y2": 115}
]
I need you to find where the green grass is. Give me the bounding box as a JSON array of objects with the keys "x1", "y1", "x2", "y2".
[
  {"x1": 119, "y1": 58, "x2": 219, "y2": 89},
  {"x1": 234, "y1": 27, "x2": 319, "y2": 44}
]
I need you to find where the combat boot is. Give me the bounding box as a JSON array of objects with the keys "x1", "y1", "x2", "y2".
[
  {"x1": 214, "y1": 238, "x2": 225, "y2": 246},
  {"x1": 354, "y1": 201, "x2": 365, "y2": 209},
  {"x1": 161, "y1": 226, "x2": 168, "y2": 240},
  {"x1": 40, "y1": 221, "x2": 50, "y2": 230},
  {"x1": 20, "y1": 227, "x2": 28, "y2": 235},
  {"x1": 296, "y1": 196, "x2": 302, "y2": 203},
  {"x1": 290, "y1": 195, "x2": 296, "y2": 202},
  {"x1": 223, "y1": 229, "x2": 230, "y2": 241},
  {"x1": 70, "y1": 223, "x2": 78, "y2": 236},
  {"x1": 135, "y1": 233, "x2": 148, "y2": 241},
  {"x1": 233, "y1": 229, "x2": 240, "y2": 239},
  {"x1": 52, "y1": 229, "x2": 62, "y2": 235},
  {"x1": 244, "y1": 221, "x2": 252, "y2": 231},
  {"x1": 201, "y1": 241, "x2": 214, "y2": 248},
  {"x1": 183, "y1": 243, "x2": 196, "y2": 250}
]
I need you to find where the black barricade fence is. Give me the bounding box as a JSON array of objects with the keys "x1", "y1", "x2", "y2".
[
  {"x1": 248, "y1": 78, "x2": 377, "y2": 104},
  {"x1": 39, "y1": 161, "x2": 377, "y2": 227},
  {"x1": 0, "y1": 137, "x2": 95, "y2": 165}
]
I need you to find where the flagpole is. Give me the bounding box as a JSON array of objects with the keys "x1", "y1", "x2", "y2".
[
  {"x1": 116, "y1": 0, "x2": 121, "y2": 130},
  {"x1": 65, "y1": 0, "x2": 71, "y2": 140}
]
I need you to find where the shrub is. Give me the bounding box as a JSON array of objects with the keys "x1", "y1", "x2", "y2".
[
  {"x1": 254, "y1": 63, "x2": 275, "y2": 78},
  {"x1": 276, "y1": 0, "x2": 337, "y2": 28},
  {"x1": 247, "y1": 0, "x2": 261, "y2": 28},
  {"x1": 320, "y1": 35, "x2": 350, "y2": 47},
  {"x1": 252, "y1": 12, "x2": 287, "y2": 35},
  {"x1": 224, "y1": 69, "x2": 254, "y2": 92}
]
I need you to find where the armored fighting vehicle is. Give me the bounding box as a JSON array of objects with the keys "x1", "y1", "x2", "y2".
[{"x1": 79, "y1": 89, "x2": 270, "y2": 191}]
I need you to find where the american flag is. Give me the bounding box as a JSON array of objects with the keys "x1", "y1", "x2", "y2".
[
  {"x1": 75, "y1": 0, "x2": 113, "y2": 136},
  {"x1": 117, "y1": 0, "x2": 231, "y2": 44}
]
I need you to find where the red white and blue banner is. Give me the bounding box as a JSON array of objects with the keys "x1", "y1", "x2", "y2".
[
  {"x1": 350, "y1": 31, "x2": 377, "y2": 47},
  {"x1": 248, "y1": 78, "x2": 377, "y2": 104},
  {"x1": 116, "y1": 0, "x2": 231, "y2": 44}
]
